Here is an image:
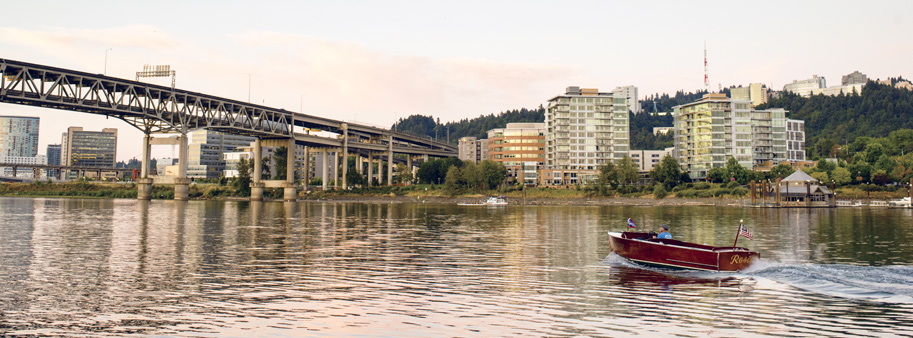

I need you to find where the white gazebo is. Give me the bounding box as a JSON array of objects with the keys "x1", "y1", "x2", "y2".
[{"x1": 775, "y1": 170, "x2": 835, "y2": 207}]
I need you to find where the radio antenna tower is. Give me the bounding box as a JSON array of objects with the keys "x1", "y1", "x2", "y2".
[{"x1": 704, "y1": 41, "x2": 710, "y2": 93}]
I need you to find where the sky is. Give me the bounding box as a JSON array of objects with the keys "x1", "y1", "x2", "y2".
[{"x1": 1, "y1": 0, "x2": 911, "y2": 161}]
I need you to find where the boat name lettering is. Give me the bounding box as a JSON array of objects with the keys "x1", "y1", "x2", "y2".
[{"x1": 730, "y1": 255, "x2": 752, "y2": 265}]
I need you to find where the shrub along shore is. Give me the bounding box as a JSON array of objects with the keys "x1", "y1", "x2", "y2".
[{"x1": 0, "y1": 181, "x2": 908, "y2": 205}]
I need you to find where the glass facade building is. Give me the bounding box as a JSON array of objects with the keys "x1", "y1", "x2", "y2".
[
  {"x1": 63, "y1": 127, "x2": 117, "y2": 168},
  {"x1": 673, "y1": 94, "x2": 805, "y2": 179}
]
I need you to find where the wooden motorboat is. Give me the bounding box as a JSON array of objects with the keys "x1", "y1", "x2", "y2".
[{"x1": 608, "y1": 231, "x2": 759, "y2": 272}]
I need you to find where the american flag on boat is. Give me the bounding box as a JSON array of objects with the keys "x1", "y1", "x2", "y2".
[
  {"x1": 627, "y1": 218, "x2": 636, "y2": 228},
  {"x1": 739, "y1": 224, "x2": 753, "y2": 240}
]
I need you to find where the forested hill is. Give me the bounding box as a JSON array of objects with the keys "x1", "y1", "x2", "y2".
[
  {"x1": 640, "y1": 90, "x2": 711, "y2": 113},
  {"x1": 758, "y1": 79, "x2": 913, "y2": 148},
  {"x1": 392, "y1": 107, "x2": 545, "y2": 144}
]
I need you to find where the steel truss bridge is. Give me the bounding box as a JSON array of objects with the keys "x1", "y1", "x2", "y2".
[{"x1": 0, "y1": 58, "x2": 457, "y2": 199}]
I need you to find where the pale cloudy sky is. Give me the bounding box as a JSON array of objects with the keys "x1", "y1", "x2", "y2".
[{"x1": 1, "y1": 0, "x2": 911, "y2": 161}]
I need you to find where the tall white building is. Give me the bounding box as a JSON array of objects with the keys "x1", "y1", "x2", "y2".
[
  {"x1": 613, "y1": 85, "x2": 640, "y2": 114},
  {"x1": 673, "y1": 94, "x2": 805, "y2": 179},
  {"x1": 545, "y1": 86, "x2": 630, "y2": 171}
]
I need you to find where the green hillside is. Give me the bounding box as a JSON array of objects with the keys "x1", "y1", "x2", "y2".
[
  {"x1": 392, "y1": 107, "x2": 545, "y2": 144},
  {"x1": 758, "y1": 79, "x2": 913, "y2": 154}
]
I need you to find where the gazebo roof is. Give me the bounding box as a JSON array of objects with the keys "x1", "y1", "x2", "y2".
[{"x1": 782, "y1": 170, "x2": 818, "y2": 183}]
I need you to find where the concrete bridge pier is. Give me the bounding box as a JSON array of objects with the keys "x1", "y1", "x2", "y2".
[
  {"x1": 303, "y1": 146, "x2": 310, "y2": 191},
  {"x1": 341, "y1": 123, "x2": 349, "y2": 189},
  {"x1": 251, "y1": 138, "x2": 264, "y2": 201},
  {"x1": 173, "y1": 133, "x2": 190, "y2": 201},
  {"x1": 367, "y1": 152, "x2": 375, "y2": 185},
  {"x1": 387, "y1": 134, "x2": 394, "y2": 185},
  {"x1": 283, "y1": 137, "x2": 297, "y2": 201},
  {"x1": 406, "y1": 155, "x2": 413, "y2": 185},
  {"x1": 321, "y1": 149, "x2": 330, "y2": 190},
  {"x1": 138, "y1": 134, "x2": 153, "y2": 200}
]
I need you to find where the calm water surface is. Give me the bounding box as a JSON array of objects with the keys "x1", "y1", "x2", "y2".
[{"x1": 1, "y1": 197, "x2": 912, "y2": 337}]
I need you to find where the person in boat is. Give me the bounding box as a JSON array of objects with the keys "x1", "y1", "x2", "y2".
[{"x1": 654, "y1": 224, "x2": 671, "y2": 239}]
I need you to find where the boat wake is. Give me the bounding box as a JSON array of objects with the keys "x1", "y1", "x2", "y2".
[
  {"x1": 745, "y1": 260, "x2": 913, "y2": 304},
  {"x1": 604, "y1": 253, "x2": 913, "y2": 303}
]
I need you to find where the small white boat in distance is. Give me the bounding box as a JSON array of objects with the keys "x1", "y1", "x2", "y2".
[{"x1": 458, "y1": 196, "x2": 508, "y2": 206}]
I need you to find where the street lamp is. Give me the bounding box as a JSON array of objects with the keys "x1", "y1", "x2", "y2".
[
  {"x1": 246, "y1": 73, "x2": 251, "y2": 103},
  {"x1": 104, "y1": 48, "x2": 112, "y2": 75}
]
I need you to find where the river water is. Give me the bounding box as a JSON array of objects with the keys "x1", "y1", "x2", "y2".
[{"x1": 1, "y1": 197, "x2": 912, "y2": 337}]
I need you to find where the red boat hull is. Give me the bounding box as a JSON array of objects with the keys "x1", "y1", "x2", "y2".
[{"x1": 608, "y1": 231, "x2": 759, "y2": 272}]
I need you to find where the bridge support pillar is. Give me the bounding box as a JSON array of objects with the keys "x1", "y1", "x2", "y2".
[
  {"x1": 137, "y1": 178, "x2": 153, "y2": 200},
  {"x1": 251, "y1": 182, "x2": 265, "y2": 201},
  {"x1": 174, "y1": 178, "x2": 190, "y2": 201},
  {"x1": 341, "y1": 123, "x2": 348, "y2": 189},
  {"x1": 387, "y1": 134, "x2": 393, "y2": 186},
  {"x1": 406, "y1": 155, "x2": 413, "y2": 185},
  {"x1": 321, "y1": 150, "x2": 329, "y2": 190},
  {"x1": 251, "y1": 138, "x2": 263, "y2": 201},
  {"x1": 284, "y1": 182, "x2": 297, "y2": 201},
  {"x1": 367, "y1": 153, "x2": 374, "y2": 186},
  {"x1": 284, "y1": 137, "x2": 296, "y2": 201},
  {"x1": 334, "y1": 151, "x2": 341, "y2": 189},
  {"x1": 175, "y1": 133, "x2": 189, "y2": 201},
  {"x1": 303, "y1": 146, "x2": 310, "y2": 191}
]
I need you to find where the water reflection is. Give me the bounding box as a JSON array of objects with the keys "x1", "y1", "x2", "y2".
[{"x1": 0, "y1": 198, "x2": 912, "y2": 337}]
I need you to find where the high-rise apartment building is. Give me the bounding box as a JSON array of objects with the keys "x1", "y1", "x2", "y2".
[
  {"x1": 613, "y1": 85, "x2": 641, "y2": 114},
  {"x1": 487, "y1": 123, "x2": 545, "y2": 181},
  {"x1": 0, "y1": 116, "x2": 39, "y2": 157},
  {"x1": 730, "y1": 83, "x2": 769, "y2": 107},
  {"x1": 62, "y1": 127, "x2": 117, "y2": 168},
  {"x1": 546, "y1": 86, "x2": 630, "y2": 171},
  {"x1": 187, "y1": 129, "x2": 255, "y2": 179},
  {"x1": 458, "y1": 136, "x2": 488, "y2": 164},
  {"x1": 673, "y1": 94, "x2": 805, "y2": 179},
  {"x1": 750, "y1": 108, "x2": 791, "y2": 167}
]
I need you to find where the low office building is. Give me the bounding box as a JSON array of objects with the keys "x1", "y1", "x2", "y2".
[
  {"x1": 0, "y1": 155, "x2": 47, "y2": 178},
  {"x1": 0, "y1": 115, "x2": 40, "y2": 157},
  {"x1": 629, "y1": 147, "x2": 674, "y2": 172},
  {"x1": 458, "y1": 136, "x2": 488, "y2": 164},
  {"x1": 487, "y1": 122, "x2": 546, "y2": 182}
]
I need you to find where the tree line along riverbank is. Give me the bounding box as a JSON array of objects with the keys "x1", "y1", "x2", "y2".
[{"x1": 0, "y1": 181, "x2": 908, "y2": 205}]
